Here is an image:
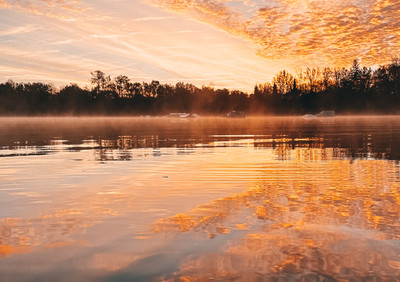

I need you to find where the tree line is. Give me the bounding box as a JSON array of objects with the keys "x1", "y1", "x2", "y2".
[{"x1": 1, "y1": 59, "x2": 400, "y2": 115}]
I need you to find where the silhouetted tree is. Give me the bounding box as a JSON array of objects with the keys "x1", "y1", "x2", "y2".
[
  {"x1": 91, "y1": 70, "x2": 106, "y2": 94},
  {"x1": 322, "y1": 67, "x2": 333, "y2": 91},
  {"x1": 114, "y1": 75, "x2": 130, "y2": 98},
  {"x1": 272, "y1": 70, "x2": 294, "y2": 95},
  {"x1": 2, "y1": 60, "x2": 400, "y2": 116},
  {"x1": 304, "y1": 67, "x2": 321, "y2": 92}
]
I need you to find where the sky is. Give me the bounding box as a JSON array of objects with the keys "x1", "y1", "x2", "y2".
[{"x1": 0, "y1": 0, "x2": 399, "y2": 92}]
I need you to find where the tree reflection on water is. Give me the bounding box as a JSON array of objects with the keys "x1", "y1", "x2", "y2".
[{"x1": 1, "y1": 116, "x2": 400, "y2": 161}]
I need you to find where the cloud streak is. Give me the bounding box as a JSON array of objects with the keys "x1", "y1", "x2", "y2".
[
  {"x1": 0, "y1": 0, "x2": 88, "y2": 20},
  {"x1": 1, "y1": 0, "x2": 281, "y2": 91},
  {"x1": 0, "y1": 25, "x2": 37, "y2": 36}
]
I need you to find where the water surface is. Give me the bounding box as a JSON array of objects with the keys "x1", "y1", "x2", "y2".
[{"x1": 0, "y1": 116, "x2": 400, "y2": 281}]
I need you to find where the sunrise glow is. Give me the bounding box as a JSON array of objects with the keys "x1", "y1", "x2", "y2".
[{"x1": 1, "y1": 0, "x2": 399, "y2": 91}]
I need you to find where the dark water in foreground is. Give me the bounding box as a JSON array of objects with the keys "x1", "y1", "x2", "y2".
[{"x1": 0, "y1": 116, "x2": 400, "y2": 281}]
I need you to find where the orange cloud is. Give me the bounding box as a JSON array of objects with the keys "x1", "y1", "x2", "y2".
[
  {"x1": 0, "y1": 0, "x2": 10, "y2": 8},
  {"x1": 0, "y1": 0, "x2": 87, "y2": 20},
  {"x1": 150, "y1": 0, "x2": 400, "y2": 67}
]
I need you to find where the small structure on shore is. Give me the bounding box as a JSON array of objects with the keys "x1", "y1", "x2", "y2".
[
  {"x1": 316, "y1": 110, "x2": 335, "y2": 117},
  {"x1": 165, "y1": 113, "x2": 200, "y2": 118},
  {"x1": 302, "y1": 111, "x2": 335, "y2": 119},
  {"x1": 226, "y1": 111, "x2": 246, "y2": 118}
]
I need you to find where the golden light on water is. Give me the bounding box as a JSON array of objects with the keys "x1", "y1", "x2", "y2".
[
  {"x1": 152, "y1": 152, "x2": 400, "y2": 279},
  {"x1": 1, "y1": 117, "x2": 400, "y2": 280},
  {"x1": 2, "y1": 146, "x2": 400, "y2": 276},
  {"x1": 153, "y1": 152, "x2": 400, "y2": 237}
]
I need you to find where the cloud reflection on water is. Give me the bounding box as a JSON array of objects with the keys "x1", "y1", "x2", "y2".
[
  {"x1": 154, "y1": 157, "x2": 400, "y2": 280},
  {"x1": 1, "y1": 117, "x2": 400, "y2": 280}
]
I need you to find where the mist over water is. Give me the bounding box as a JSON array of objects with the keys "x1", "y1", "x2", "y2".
[{"x1": 1, "y1": 116, "x2": 400, "y2": 280}]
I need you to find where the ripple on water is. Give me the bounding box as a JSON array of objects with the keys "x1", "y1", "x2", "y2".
[{"x1": 0, "y1": 117, "x2": 400, "y2": 280}]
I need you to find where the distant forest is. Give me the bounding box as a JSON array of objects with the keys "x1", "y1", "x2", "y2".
[{"x1": 1, "y1": 59, "x2": 400, "y2": 115}]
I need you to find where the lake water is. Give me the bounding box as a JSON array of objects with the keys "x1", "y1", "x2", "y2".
[{"x1": 1, "y1": 116, "x2": 400, "y2": 281}]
